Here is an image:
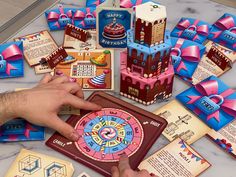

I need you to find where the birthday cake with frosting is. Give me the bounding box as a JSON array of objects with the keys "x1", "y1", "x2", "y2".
[{"x1": 103, "y1": 18, "x2": 126, "y2": 39}]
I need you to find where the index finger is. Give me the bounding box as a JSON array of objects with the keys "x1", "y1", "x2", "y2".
[{"x1": 118, "y1": 154, "x2": 131, "y2": 173}]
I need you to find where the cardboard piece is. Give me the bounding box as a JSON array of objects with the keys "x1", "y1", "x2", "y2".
[
  {"x1": 14, "y1": 30, "x2": 58, "y2": 67},
  {"x1": 46, "y1": 91, "x2": 167, "y2": 177},
  {"x1": 5, "y1": 149, "x2": 74, "y2": 177},
  {"x1": 0, "y1": 41, "x2": 24, "y2": 79},
  {"x1": 64, "y1": 24, "x2": 90, "y2": 43},
  {"x1": 138, "y1": 138, "x2": 211, "y2": 177}
]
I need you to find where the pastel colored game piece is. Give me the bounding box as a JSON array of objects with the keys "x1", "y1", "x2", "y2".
[
  {"x1": 73, "y1": 7, "x2": 97, "y2": 29},
  {"x1": 177, "y1": 76, "x2": 236, "y2": 131},
  {"x1": 120, "y1": 0, "x2": 150, "y2": 8},
  {"x1": 46, "y1": 91, "x2": 167, "y2": 177},
  {"x1": 55, "y1": 49, "x2": 114, "y2": 90},
  {"x1": 0, "y1": 41, "x2": 24, "y2": 79},
  {"x1": 5, "y1": 149, "x2": 74, "y2": 177},
  {"x1": 171, "y1": 17, "x2": 212, "y2": 44},
  {"x1": 45, "y1": 5, "x2": 74, "y2": 31},
  {"x1": 0, "y1": 119, "x2": 44, "y2": 142},
  {"x1": 208, "y1": 13, "x2": 236, "y2": 51},
  {"x1": 170, "y1": 37, "x2": 206, "y2": 82},
  {"x1": 86, "y1": 0, "x2": 106, "y2": 7},
  {"x1": 96, "y1": 6, "x2": 132, "y2": 48},
  {"x1": 88, "y1": 70, "x2": 110, "y2": 88}
]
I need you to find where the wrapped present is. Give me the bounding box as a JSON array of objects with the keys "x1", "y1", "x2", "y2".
[
  {"x1": 120, "y1": 0, "x2": 150, "y2": 8},
  {"x1": 171, "y1": 17, "x2": 212, "y2": 44},
  {"x1": 0, "y1": 119, "x2": 44, "y2": 142},
  {"x1": 73, "y1": 7, "x2": 96, "y2": 29},
  {"x1": 45, "y1": 5, "x2": 74, "y2": 31},
  {"x1": 208, "y1": 13, "x2": 236, "y2": 51},
  {"x1": 177, "y1": 76, "x2": 236, "y2": 131},
  {"x1": 170, "y1": 37, "x2": 206, "y2": 81},
  {"x1": 86, "y1": 0, "x2": 106, "y2": 7},
  {"x1": 0, "y1": 41, "x2": 24, "y2": 79}
]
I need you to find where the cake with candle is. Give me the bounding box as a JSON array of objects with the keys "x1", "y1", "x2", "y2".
[{"x1": 103, "y1": 18, "x2": 126, "y2": 39}]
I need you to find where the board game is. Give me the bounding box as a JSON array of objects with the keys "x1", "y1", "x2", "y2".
[
  {"x1": 55, "y1": 49, "x2": 114, "y2": 90},
  {"x1": 46, "y1": 91, "x2": 167, "y2": 177}
]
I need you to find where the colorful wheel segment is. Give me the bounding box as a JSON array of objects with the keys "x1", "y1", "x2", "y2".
[{"x1": 75, "y1": 108, "x2": 144, "y2": 162}]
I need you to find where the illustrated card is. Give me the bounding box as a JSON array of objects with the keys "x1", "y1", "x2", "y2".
[
  {"x1": 96, "y1": 6, "x2": 132, "y2": 48},
  {"x1": 14, "y1": 30, "x2": 58, "y2": 67},
  {"x1": 207, "y1": 119, "x2": 236, "y2": 158},
  {"x1": 153, "y1": 100, "x2": 210, "y2": 144},
  {"x1": 138, "y1": 138, "x2": 211, "y2": 177},
  {"x1": 192, "y1": 41, "x2": 236, "y2": 85},
  {"x1": 46, "y1": 91, "x2": 168, "y2": 177},
  {"x1": 0, "y1": 119, "x2": 44, "y2": 142},
  {"x1": 55, "y1": 49, "x2": 114, "y2": 90},
  {"x1": 5, "y1": 149, "x2": 74, "y2": 177}
]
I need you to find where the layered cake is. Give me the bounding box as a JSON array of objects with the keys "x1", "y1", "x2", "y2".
[{"x1": 103, "y1": 18, "x2": 126, "y2": 39}]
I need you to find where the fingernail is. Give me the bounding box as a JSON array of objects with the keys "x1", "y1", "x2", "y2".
[
  {"x1": 69, "y1": 77, "x2": 77, "y2": 82},
  {"x1": 150, "y1": 173, "x2": 156, "y2": 176},
  {"x1": 70, "y1": 131, "x2": 80, "y2": 141},
  {"x1": 56, "y1": 70, "x2": 64, "y2": 76}
]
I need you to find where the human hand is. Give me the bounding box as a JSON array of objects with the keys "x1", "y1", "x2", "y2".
[
  {"x1": 111, "y1": 155, "x2": 158, "y2": 177},
  {"x1": 0, "y1": 74, "x2": 101, "y2": 141}
]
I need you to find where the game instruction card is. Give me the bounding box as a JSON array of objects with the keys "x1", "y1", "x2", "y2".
[
  {"x1": 96, "y1": 0, "x2": 132, "y2": 48},
  {"x1": 207, "y1": 119, "x2": 236, "y2": 158},
  {"x1": 14, "y1": 30, "x2": 58, "y2": 67},
  {"x1": 153, "y1": 100, "x2": 210, "y2": 144},
  {"x1": 54, "y1": 49, "x2": 114, "y2": 90},
  {"x1": 191, "y1": 41, "x2": 236, "y2": 85},
  {"x1": 5, "y1": 149, "x2": 74, "y2": 177},
  {"x1": 138, "y1": 138, "x2": 211, "y2": 177}
]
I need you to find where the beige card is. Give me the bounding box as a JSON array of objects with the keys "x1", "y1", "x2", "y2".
[
  {"x1": 192, "y1": 41, "x2": 236, "y2": 85},
  {"x1": 138, "y1": 138, "x2": 211, "y2": 177},
  {"x1": 34, "y1": 63, "x2": 54, "y2": 74},
  {"x1": 207, "y1": 120, "x2": 236, "y2": 158},
  {"x1": 14, "y1": 30, "x2": 58, "y2": 67},
  {"x1": 5, "y1": 149, "x2": 74, "y2": 177},
  {"x1": 15, "y1": 88, "x2": 80, "y2": 115},
  {"x1": 153, "y1": 100, "x2": 210, "y2": 144}
]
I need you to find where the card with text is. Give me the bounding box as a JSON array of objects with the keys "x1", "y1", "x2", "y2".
[{"x1": 138, "y1": 138, "x2": 211, "y2": 177}]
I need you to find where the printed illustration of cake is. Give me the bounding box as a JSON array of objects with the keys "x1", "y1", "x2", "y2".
[{"x1": 103, "y1": 18, "x2": 126, "y2": 39}]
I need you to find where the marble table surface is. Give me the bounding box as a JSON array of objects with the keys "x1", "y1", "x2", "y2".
[{"x1": 0, "y1": 0, "x2": 235, "y2": 176}]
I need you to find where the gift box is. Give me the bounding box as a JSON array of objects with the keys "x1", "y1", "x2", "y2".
[
  {"x1": 120, "y1": 0, "x2": 150, "y2": 8},
  {"x1": 170, "y1": 37, "x2": 206, "y2": 81},
  {"x1": 86, "y1": 0, "x2": 106, "y2": 7},
  {"x1": 177, "y1": 76, "x2": 236, "y2": 131},
  {"x1": 0, "y1": 119, "x2": 44, "y2": 142},
  {"x1": 45, "y1": 5, "x2": 75, "y2": 31},
  {"x1": 171, "y1": 17, "x2": 212, "y2": 44},
  {"x1": 73, "y1": 7, "x2": 96, "y2": 29},
  {"x1": 208, "y1": 13, "x2": 236, "y2": 51},
  {"x1": 0, "y1": 41, "x2": 24, "y2": 79}
]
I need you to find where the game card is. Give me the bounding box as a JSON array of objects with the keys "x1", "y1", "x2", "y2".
[
  {"x1": 207, "y1": 120, "x2": 236, "y2": 158},
  {"x1": 138, "y1": 138, "x2": 211, "y2": 177},
  {"x1": 5, "y1": 149, "x2": 74, "y2": 177},
  {"x1": 154, "y1": 100, "x2": 211, "y2": 144},
  {"x1": 192, "y1": 41, "x2": 236, "y2": 85},
  {"x1": 14, "y1": 30, "x2": 58, "y2": 66},
  {"x1": 55, "y1": 49, "x2": 114, "y2": 90}
]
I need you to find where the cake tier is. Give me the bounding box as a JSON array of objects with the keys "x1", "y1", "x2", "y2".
[{"x1": 127, "y1": 29, "x2": 172, "y2": 78}]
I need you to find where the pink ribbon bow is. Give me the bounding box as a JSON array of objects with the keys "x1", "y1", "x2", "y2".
[
  {"x1": 120, "y1": 0, "x2": 143, "y2": 8},
  {"x1": 212, "y1": 16, "x2": 236, "y2": 38},
  {"x1": 171, "y1": 38, "x2": 200, "y2": 72},
  {"x1": 47, "y1": 5, "x2": 73, "y2": 28},
  {"x1": 0, "y1": 44, "x2": 23, "y2": 75},
  {"x1": 74, "y1": 8, "x2": 96, "y2": 27},
  {"x1": 187, "y1": 80, "x2": 236, "y2": 122},
  {"x1": 176, "y1": 19, "x2": 209, "y2": 41}
]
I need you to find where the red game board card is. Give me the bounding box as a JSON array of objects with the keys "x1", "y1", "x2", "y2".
[{"x1": 46, "y1": 91, "x2": 167, "y2": 177}]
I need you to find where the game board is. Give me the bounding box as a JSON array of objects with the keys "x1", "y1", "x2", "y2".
[
  {"x1": 55, "y1": 49, "x2": 114, "y2": 90},
  {"x1": 46, "y1": 91, "x2": 167, "y2": 177}
]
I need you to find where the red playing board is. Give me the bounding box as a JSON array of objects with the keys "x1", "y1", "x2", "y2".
[{"x1": 46, "y1": 91, "x2": 167, "y2": 177}]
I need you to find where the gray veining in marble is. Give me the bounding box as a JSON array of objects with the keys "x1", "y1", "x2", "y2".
[{"x1": 0, "y1": 0, "x2": 235, "y2": 177}]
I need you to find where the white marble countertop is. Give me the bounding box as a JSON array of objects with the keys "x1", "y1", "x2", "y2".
[{"x1": 0, "y1": 0, "x2": 235, "y2": 176}]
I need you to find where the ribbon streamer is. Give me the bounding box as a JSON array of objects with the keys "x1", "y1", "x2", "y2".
[
  {"x1": 74, "y1": 8, "x2": 96, "y2": 27},
  {"x1": 120, "y1": 0, "x2": 144, "y2": 8}
]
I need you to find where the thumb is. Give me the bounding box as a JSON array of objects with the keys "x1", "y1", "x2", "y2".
[{"x1": 48, "y1": 115, "x2": 80, "y2": 141}]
